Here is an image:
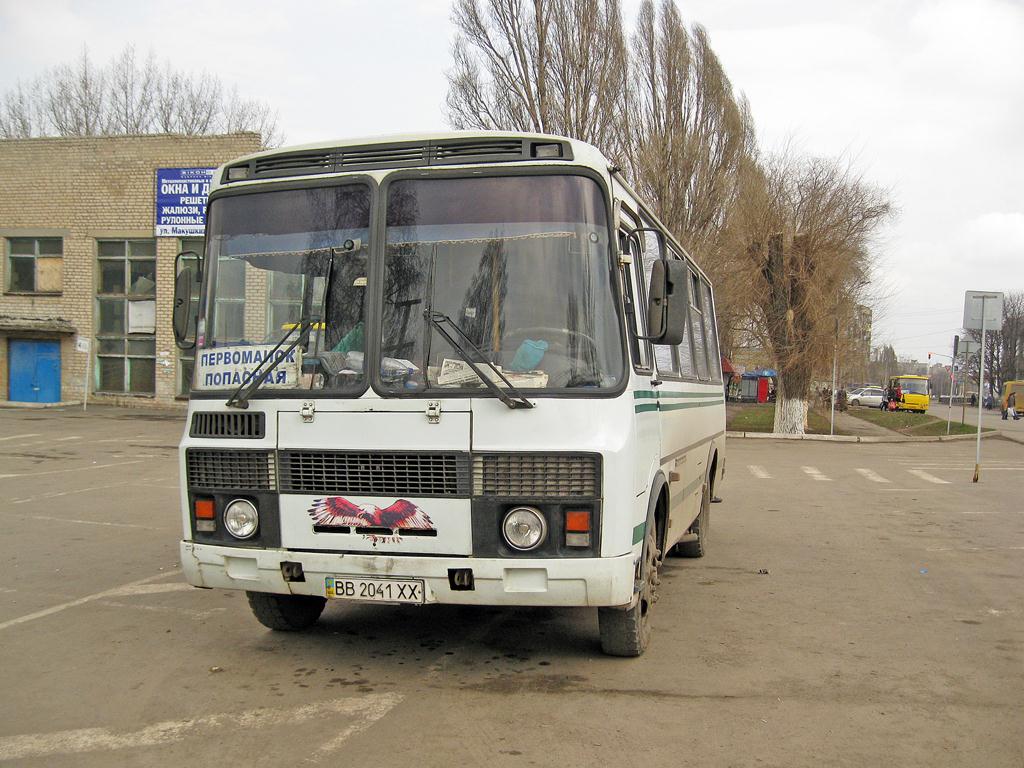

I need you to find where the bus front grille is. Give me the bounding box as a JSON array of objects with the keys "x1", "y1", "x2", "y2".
[
  {"x1": 278, "y1": 451, "x2": 470, "y2": 497},
  {"x1": 472, "y1": 454, "x2": 601, "y2": 498},
  {"x1": 189, "y1": 411, "x2": 265, "y2": 439},
  {"x1": 186, "y1": 449, "x2": 276, "y2": 491}
]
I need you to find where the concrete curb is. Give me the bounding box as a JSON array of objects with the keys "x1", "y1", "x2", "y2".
[{"x1": 725, "y1": 430, "x2": 1004, "y2": 444}]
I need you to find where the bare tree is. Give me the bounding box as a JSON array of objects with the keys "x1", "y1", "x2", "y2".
[
  {"x1": 0, "y1": 80, "x2": 43, "y2": 139},
  {"x1": 108, "y1": 46, "x2": 157, "y2": 134},
  {"x1": 446, "y1": 0, "x2": 629, "y2": 152},
  {"x1": 725, "y1": 153, "x2": 893, "y2": 433},
  {"x1": 623, "y1": 1, "x2": 755, "y2": 355},
  {"x1": 0, "y1": 45, "x2": 282, "y2": 146}
]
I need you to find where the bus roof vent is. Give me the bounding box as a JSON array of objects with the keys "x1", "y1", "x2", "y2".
[
  {"x1": 431, "y1": 138, "x2": 526, "y2": 163},
  {"x1": 223, "y1": 137, "x2": 574, "y2": 183},
  {"x1": 338, "y1": 144, "x2": 428, "y2": 169},
  {"x1": 251, "y1": 150, "x2": 334, "y2": 178}
]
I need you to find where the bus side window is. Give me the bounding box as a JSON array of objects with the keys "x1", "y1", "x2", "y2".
[
  {"x1": 617, "y1": 227, "x2": 647, "y2": 369},
  {"x1": 700, "y1": 278, "x2": 722, "y2": 383},
  {"x1": 672, "y1": 249, "x2": 696, "y2": 378},
  {"x1": 688, "y1": 266, "x2": 711, "y2": 380}
]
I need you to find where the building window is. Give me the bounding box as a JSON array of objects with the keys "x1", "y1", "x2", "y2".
[
  {"x1": 96, "y1": 239, "x2": 157, "y2": 394},
  {"x1": 5, "y1": 237, "x2": 63, "y2": 294},
  {"x1": 267, "y1": 271, "x2": 304, "y2": 338},
  {"x1": 211, "y1": 255, "x2": 247, "y2": 342},
  {"x1": 177, "y1": 238, "x2": 204, "y2": 396}
]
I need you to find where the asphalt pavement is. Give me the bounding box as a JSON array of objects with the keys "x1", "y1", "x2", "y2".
[{"x1": 0, "y1": 406, "x2": 1021, "y2": 767}]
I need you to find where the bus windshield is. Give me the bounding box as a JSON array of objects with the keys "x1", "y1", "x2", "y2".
[
  {"x1": 897, "y1": 377, "x2": 928, "y2": 395},
  {"x1": 381, "y1": 175, "x2": 624, "y2": 392},
  {"x1": 196, "y1": 184, "x2": 370, "y2": 393}
]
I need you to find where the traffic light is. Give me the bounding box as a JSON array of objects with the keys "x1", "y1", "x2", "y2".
[{"x1": 953, "y1": 334, "x2": 960, "y2": 356}]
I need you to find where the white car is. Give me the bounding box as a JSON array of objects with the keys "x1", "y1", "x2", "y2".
[{"x1": 849, "y1": 387, "x2": 884, "y2": 407}]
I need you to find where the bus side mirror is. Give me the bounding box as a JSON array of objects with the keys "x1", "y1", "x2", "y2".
[
  {"x1": 173, "y1": 251, "x2": 202, "y2": 350},
  {"x1": 647, "y1": 259, "x2": 687, "y2": 345}
]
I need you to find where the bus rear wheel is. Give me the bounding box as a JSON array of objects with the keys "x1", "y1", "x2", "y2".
[
  {"x1": 246, "y1": 591, "x2": 326, "y2": 631},
  {"x1": 598, "y1": 523, "x2": 660, "y2": 657}
]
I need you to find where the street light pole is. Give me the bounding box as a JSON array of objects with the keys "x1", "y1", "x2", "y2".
[
  {"x1": 973, "y1": 297, "x2": 986, "y2": 483},
  {"x1": 830, "y1": 318, "x2": 838, "y2": 436}
]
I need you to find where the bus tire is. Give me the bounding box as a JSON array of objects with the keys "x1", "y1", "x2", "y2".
[
  {"x1": 246, "y1": 591, "x2": 326, "y2": 631},
  {"x1": 672, "y1": 482, "x2": 710, "y2": 558},
  {"x1": 598, "y1": 522, "x2": 660, "y2": 657}
]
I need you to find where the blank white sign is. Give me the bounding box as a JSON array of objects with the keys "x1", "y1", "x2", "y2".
[{"x1": 963, "y1": 291, "x2": 1003, "y2": 330}]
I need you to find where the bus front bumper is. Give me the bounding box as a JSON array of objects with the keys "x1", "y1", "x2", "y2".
[{"x1": 180, "y1": 541, "x2": 637, "y2": 608}]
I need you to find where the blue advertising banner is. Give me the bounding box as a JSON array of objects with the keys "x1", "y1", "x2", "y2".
[{"x1": 155, "y1": 168, "x2": 215, "y2": 237}]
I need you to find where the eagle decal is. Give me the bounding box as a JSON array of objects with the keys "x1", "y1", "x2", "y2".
[{"x1": 308, "y1": 497, "x2": 434, "y2": 531}]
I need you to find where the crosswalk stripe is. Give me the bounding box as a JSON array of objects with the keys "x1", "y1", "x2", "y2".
[
  {"x1": 907, "y1": 469, "x2": 950, "y2": 484},
  {"x1": 748, "y1": 465, "x2": 771, "y2": 479},
  {"x1": 801, "y1": 466, "x2": 831, "y2": 481},
  {"x1": 856, "y1": 468, "x2": 891, "y2": 483}
]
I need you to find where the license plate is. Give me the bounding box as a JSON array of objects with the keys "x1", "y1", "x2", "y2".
[{"x1": 325, "y1": 576, "x2": 425, "y2": 604}]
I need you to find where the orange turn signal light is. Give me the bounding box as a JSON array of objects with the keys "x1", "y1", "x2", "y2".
[
  {"x1": 565, "y1": 510, "x2": 590, "y2": 533},
  {"x1": 195, "y1": 499, "x2": 215, "y2": 519}
]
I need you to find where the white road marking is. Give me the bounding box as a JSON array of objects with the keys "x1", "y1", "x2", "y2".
[
  {"x1": 907, "y1": 469, "x2": 951, "y2": 484},
  {"x1": 748, "y1": 465, "x2": 771, "y2": 479},
  {"x1": 54, "y1": 435, "x2": 82, "y2": 442},
  {"x1": 0, "y1": 433, "x2": 40, "y2": 442},
  {"x1": 24, "y1": 514, "x2": 156, "y2": 530},
  {"x1": 0, "y1": 459, "x2": 145, "y2": 480},
  {"x1": 9, "y1": 481, "x2": 133, "y2": 504},
  {"x1": 105, "y1": 582, "x2": 193, "y2": 597},
  {"x1": 801, "y1": 466, "x2": 831, "y2": 481},
  {"x1": 856, "y1": 468, "x2": 891, "y2": 483},
  {"x1": 0, "y1": 693, "x2": 403, "y2": 762},
  {"x1": 0, "y1": 571, "x2": 179, "y2": 633},
  {"x1": 96, "y1": 599, "x2": 225, "y2": 620}
]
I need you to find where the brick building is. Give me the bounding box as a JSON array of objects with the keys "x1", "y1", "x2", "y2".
[{"x1": 0, "y1": 133, "x2": 261, "y2": 406}]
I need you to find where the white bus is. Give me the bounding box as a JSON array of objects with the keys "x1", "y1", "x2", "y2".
[{"x1": 174, "y1": 132, "x2": 726, "y2": 656}]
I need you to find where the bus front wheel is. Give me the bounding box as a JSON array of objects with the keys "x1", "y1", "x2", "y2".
[
  {"x1": 246, "y1": 591, "x2": 326, "y2": 631},
  {"x1": 598, "y1": 522, "x2": 660, "y2": 657}
]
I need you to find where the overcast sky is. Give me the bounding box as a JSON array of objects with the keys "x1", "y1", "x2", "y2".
[{"x1": 2, "y1": 0, "x2": 1021, "y2": 363}]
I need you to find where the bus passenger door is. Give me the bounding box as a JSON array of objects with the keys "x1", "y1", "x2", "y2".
[{"x1": 621, "y1": 223, "x2": 660, "y2": 497}]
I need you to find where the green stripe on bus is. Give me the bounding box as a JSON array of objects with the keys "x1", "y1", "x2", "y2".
[
  {"x1": 659, "y1": 401, "x2": 722, "y2": 412},
  {"x1": 657, "y1": 391, "x2": 723, "y2": 399},
  {"x1": 633, "y1": 398, "x2": 724, "y2": 413},
  {"x1": 632, "y1": 522, "x2": 646, "y2": 545}
]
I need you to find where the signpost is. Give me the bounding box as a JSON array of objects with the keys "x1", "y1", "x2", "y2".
[{"x1": 963, "y1": 291, "x2": 1004, "y2": 482}]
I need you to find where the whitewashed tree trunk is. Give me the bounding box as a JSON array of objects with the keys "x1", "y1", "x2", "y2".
[{"x1": 773, "y1": 377, "x2": 808, "y2": 434}]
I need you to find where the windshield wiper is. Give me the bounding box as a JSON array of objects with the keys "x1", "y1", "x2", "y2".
[
  {"x1": 426, "y1": 311, "x2": 533, "y2": 410},
  {"x1": 226, "y1": 250, "x2": 337, "y2": 409},
  {"x1": 225, "y1": 320, "x2": 313, "y2": 409}
]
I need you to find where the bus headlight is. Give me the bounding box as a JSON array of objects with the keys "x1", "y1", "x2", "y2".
[
  {"x1": 224, "y1": 499, "x2": 259, "y2": 539},
  {"x1": 502, "y1": 506, "x2": 547, "y2": 551}
]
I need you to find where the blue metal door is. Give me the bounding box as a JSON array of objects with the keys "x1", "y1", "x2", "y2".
[{"x1": 8, "y1": 340, "x2": 61, "y2": 403}]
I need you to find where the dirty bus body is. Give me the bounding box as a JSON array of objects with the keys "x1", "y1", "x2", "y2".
[{"x1": 175, "y1": 132, "x2": 726, "y2": 656}]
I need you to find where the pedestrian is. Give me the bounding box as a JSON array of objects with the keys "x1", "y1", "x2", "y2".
[{"x1": 1005, "y1": 391, "x2": 1020, "y2": 421}]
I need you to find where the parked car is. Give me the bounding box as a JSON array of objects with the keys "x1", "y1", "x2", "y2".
[
  {"x1": 846, "y1": 387, "x2": 865, "y2": 399},
  {"x1": 849, "y1": 387, "x2": 884, "y2": 407}
]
